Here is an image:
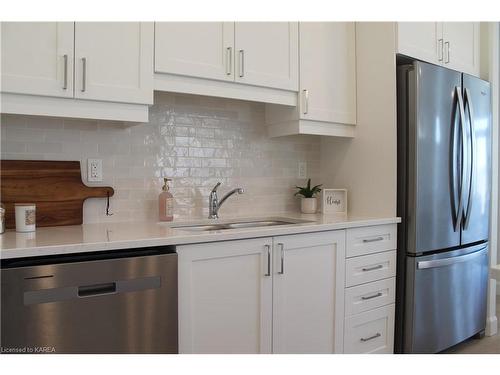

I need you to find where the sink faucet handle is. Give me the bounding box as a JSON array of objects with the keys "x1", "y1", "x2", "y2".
[{"x1": 211, "y1": 182, "x2": 222, "y2": 193}]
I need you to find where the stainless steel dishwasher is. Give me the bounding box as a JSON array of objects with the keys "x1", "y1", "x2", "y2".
[{"x1": 1, "y1": 247, "x2": 178, "y2": 354}]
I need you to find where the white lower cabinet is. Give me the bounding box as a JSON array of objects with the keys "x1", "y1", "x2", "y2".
[
  {"x1": 343, "y1": 224, "x2": 398, "y2": 354},
  {"x1": 344, "y1": 304, "x2": 395, "y2": 354},
  {"x1": 272, "y1": 231, "x2": 345, "y2": 353},
  {"x1": 177, "y1": 237, "x2": 272, "y2": 354},
  {"x1": 177, "y1": 230, "x2": 346, "y2": 354}
]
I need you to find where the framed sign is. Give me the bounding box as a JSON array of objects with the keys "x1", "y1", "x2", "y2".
[{"x1": 322, "y1": 189, "x2": 347, "y2": 214}]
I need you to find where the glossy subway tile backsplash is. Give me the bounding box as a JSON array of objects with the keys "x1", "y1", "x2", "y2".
[{"x1": 0, "y1": 92, "x2": 321, "y2": 223}]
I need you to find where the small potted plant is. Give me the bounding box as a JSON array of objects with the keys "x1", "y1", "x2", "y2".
[{"x1": 294, "y1": 179, "x2": 322, "y2": 214}]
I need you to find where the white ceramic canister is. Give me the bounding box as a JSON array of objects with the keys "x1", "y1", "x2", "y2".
[{"x1": 15, "y1": 203, "x2": 36, "y2": 232}]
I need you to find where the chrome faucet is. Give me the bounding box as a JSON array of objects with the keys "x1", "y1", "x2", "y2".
[{"x1": 208, "y1": 182, "x2": 244, "y2": 219}]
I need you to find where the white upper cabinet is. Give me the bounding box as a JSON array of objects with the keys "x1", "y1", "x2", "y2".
[
  {"x1": 442, "y1": 22, "x2": 479, "y2": 76},
  {"x1": 397, "y1": 22, "x2": 480, "y2": 77},
  {"x1": 397, "y1": 22, "x2": 442, "y2": 65},
  {"x1": 74, "y1": 22, "x2": 153, "y2": 104},
  {"x1": 272, "y1": 231, "x2": 345, "y2": 354},
  {"x1": 155, "y1": 22, "x2": 235, "y2": 82},
  {"x1": 1, "y1": 22, "x2": 74, "y2": 98},
  {"x1": 234, "y1": 22, "x2": 298, "y2": 91},
  {"x1": 265, "y1": 22, "x2": 357, "y2": 138},
  {"x1": 299, "y1": 22, "x2": 356, "y2": 125}
]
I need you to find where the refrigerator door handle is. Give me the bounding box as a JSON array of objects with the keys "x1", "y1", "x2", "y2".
[
  {"x1": 463, "y1": 88, "x2": 475, "y2": 230},
  {"x1": 417, "y1": 246, "x2": 487, "y2": 269},
  {"x1": 453, "y1": 86, "x2": 467, "y2": 232}
]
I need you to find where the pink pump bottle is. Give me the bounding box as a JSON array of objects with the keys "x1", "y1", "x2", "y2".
[{"x1": 159, "y1": 178, "x2": 173, "y2": 222}]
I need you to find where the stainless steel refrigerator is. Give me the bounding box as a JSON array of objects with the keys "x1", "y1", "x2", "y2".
[{"x1": 396, "y1": 60, "x2": 491, "y2": 353}]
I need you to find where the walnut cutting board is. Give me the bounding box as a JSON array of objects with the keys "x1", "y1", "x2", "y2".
[{"x1": 0, "y1": 160, "x2": 114, "y2": 229}]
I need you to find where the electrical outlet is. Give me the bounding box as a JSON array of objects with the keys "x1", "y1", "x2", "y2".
[
  {"x1": 87, "y1": 158, "x2": 103, "y2": 182},
  {"x1": 298, "y1": 162, "x2": 307, "y2": 179}
]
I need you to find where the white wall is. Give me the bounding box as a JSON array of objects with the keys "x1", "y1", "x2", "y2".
[{"x1": 320, "y1": 22, "x2": 397, "y2": 218}]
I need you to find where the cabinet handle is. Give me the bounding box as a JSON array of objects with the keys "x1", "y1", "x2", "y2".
[
  {"x1": 239, "y1": 49, "x2": 244, "y2": 78},
  {"x1": 444, "y1": 41, "x2": 450, "y2": 64},
  {"x1": 278, "y1": 243, "x2": 284, "y2": 274},
  {"x1": 62, "y1": 54, "x2": 68, "y2": 90},
  {"x1": 302, "y1": 89, "x2": 309, "y2": 114},
  {"x1": 81, "y1": 57, "x2": 87, "y2": 92},
  {"x1": 362, "y1": 264, "x2": 383, "y2": 272},
  {"x1": 360, "y1": 333, "x2": 381, "y2": 342},
  {"x1": 226, "y1": 47, "x2": 232, "y2": 76},
  {"x1": 362, "y1": 236, "x2": 384, "y2": 243},
  {"x1": 361, "y1": 292, "x2": 383, "y2": 301},
  {"x1": 438, "y1": 39, "x2": 444, "y2": 62},
  {"x1": 264, "y1": 244, "x2": 271, "y2": 277}
]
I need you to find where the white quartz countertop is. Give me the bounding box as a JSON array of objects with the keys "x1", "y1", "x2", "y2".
[{"x1": 0, "y1": 212, "x2": 400, "y2": 260}]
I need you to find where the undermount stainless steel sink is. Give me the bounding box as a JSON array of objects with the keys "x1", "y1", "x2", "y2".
[{"x1": 170, "y1": 218, "x2": 311, "y2": 232}]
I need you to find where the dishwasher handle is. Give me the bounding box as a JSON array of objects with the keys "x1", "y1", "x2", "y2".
[{"x1": 78, "y1": 282, "x2": 117, "y2": 297}]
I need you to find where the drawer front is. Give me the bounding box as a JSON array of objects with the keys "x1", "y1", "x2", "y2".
[
  {"x1": 344, "y1": 304, "x2": 395, "y2": 354},
  {"x1": 346, "y1": 224, "x2": 397, "y2": 258},
  {"x1": 345, "y1": 250, "x2": 396, "y2": 287},
  {"x1": 345, "y1": 277, "x2": 395, "y2": 316}
]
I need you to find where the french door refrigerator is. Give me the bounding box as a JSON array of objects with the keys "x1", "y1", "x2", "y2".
[{"x1": 396, "y1": 60, "x2": 491, "y2": 354}]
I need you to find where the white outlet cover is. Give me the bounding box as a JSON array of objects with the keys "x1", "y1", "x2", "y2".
[
  {"x1": 298, "y1": 162, "x2": 307, "y2": 179},
  {"x1": 87, "y1": 158, "x2": 103, "y2": 182}
]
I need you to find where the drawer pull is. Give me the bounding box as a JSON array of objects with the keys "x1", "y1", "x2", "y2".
[
  {"x1": 361, "y1": 292, "x2": 382, "y2": 300},
  {"x1": 362, "y1": 264, "x2": 383, "y2": 272},
  {"x1": 360, "y1": 333, "x2": 381, "y2": 342},
  {"x1": 362, "y1": 236, "x2": 384, "y2": 243}
]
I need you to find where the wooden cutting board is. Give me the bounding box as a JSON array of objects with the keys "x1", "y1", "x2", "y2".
[{"x1": 1, "y1": 160, "x2": 114, "y2": 229}]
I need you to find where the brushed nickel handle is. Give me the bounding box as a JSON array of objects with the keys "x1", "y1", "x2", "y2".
[
  {"x1": 302, "y1": 89, "x2": 309, "y2": 114},
  {"x1": 361, "y1": 292, "x2": 383, "y2": 301},
  {"x1": 239, "y1": 49, "x2": 244, "y2": 78},
  {"x1": 81, "y1": 57, "x2": 87, "y2": 92},
  {"x1": 362, "y1": 236, "x2": 384, "y2": 243},
  {"x1": 362, "y1": 264, "x2": 383, "y2": 272},
  {"x1": 438, "y1": 39, "x2": 444, "y2": 62},
  {"x1": 264, "y1": 244, "x2": 271, "y2": 277},
  {"x1": 278, "y1": 243, "x2": 284, "y2": 274},
  {"x1": 360, "y1": 333, "x2": 381, "y2": 342},
  {"x1": 226, "y1": 47, "x2": 232, "y2": 76},
  {"x1": 62, "y1": 54, "x2": 68, "y2": 90},
  {"x1": 444, "y1": 41, "x2": 450, "y2": 64}
]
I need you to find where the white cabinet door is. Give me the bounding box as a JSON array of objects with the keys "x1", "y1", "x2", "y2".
[
  {"x1": 234, "y1": 22, "x2": 298, "y2": 91},
  {"x1": 177, "y1": 238, "x2": 273, "y2": 354},
  {"x1": 442, "y1": 22, "x2": 480, "y2": 76},
  {"x1": 272, "y1": 231, "x2": 346, "y2": 353},
  {"x1": 299, "y1": 22, "x2": 356, "y2": 125},
  {"x1": 1, "y1": 22, "x2": 74, "y2": 98},
  {"x1": 397, "y1": 22, "x2": 442, "y2": 65},
  {"x1": 155, "y1": 22, "x2": 234, "y2": 81},
  {"x1": 74, "y1": 22, "x2": 153, "y2": 104}
]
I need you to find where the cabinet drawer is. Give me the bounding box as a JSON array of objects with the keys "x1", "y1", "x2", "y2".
[
  {"x1": 345, "y1": 278, "x2": 395, "y2": 316},
  {"x1": 345, "y1": 250, "x2": 396, "y2": 287},
  {"x1": 346, "y1": 224, "x2": 397, "y2": 258},
  {"x1": 344, "y1": 304, "x2": 395, "y2": 354}
]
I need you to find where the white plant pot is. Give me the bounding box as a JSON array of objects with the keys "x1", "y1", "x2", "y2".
[{"x1": 301, "y1": 197, "x2": 318, "y2": 214}]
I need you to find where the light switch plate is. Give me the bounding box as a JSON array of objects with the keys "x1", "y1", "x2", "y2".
[{"x1": 87, "y1": 158, "x2": 103, "y2": 182}]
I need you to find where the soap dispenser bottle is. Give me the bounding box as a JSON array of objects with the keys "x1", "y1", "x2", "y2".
[{"x1": 159, "y1": 178, "x2": 174, "y2": 222}]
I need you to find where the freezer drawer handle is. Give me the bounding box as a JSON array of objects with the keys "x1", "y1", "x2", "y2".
[
  {"x1": 362, "y1": 236, "x2": 384, "y2": 243},
  {"x1": 360, "y1": 333, "x2": 381, "y2": 342},
  {"x1": 362, "y1": 264, "x2": 383, "y2": 272},
  {"x1": 361, "y1": 292, "x2": 383, "y2": 300},
  {"x1": 417, "y1": 247, "x2": 487, "y2": 270},
  {"x1": 78, "y1": 282, "x2": 116, "y2": 297}
]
